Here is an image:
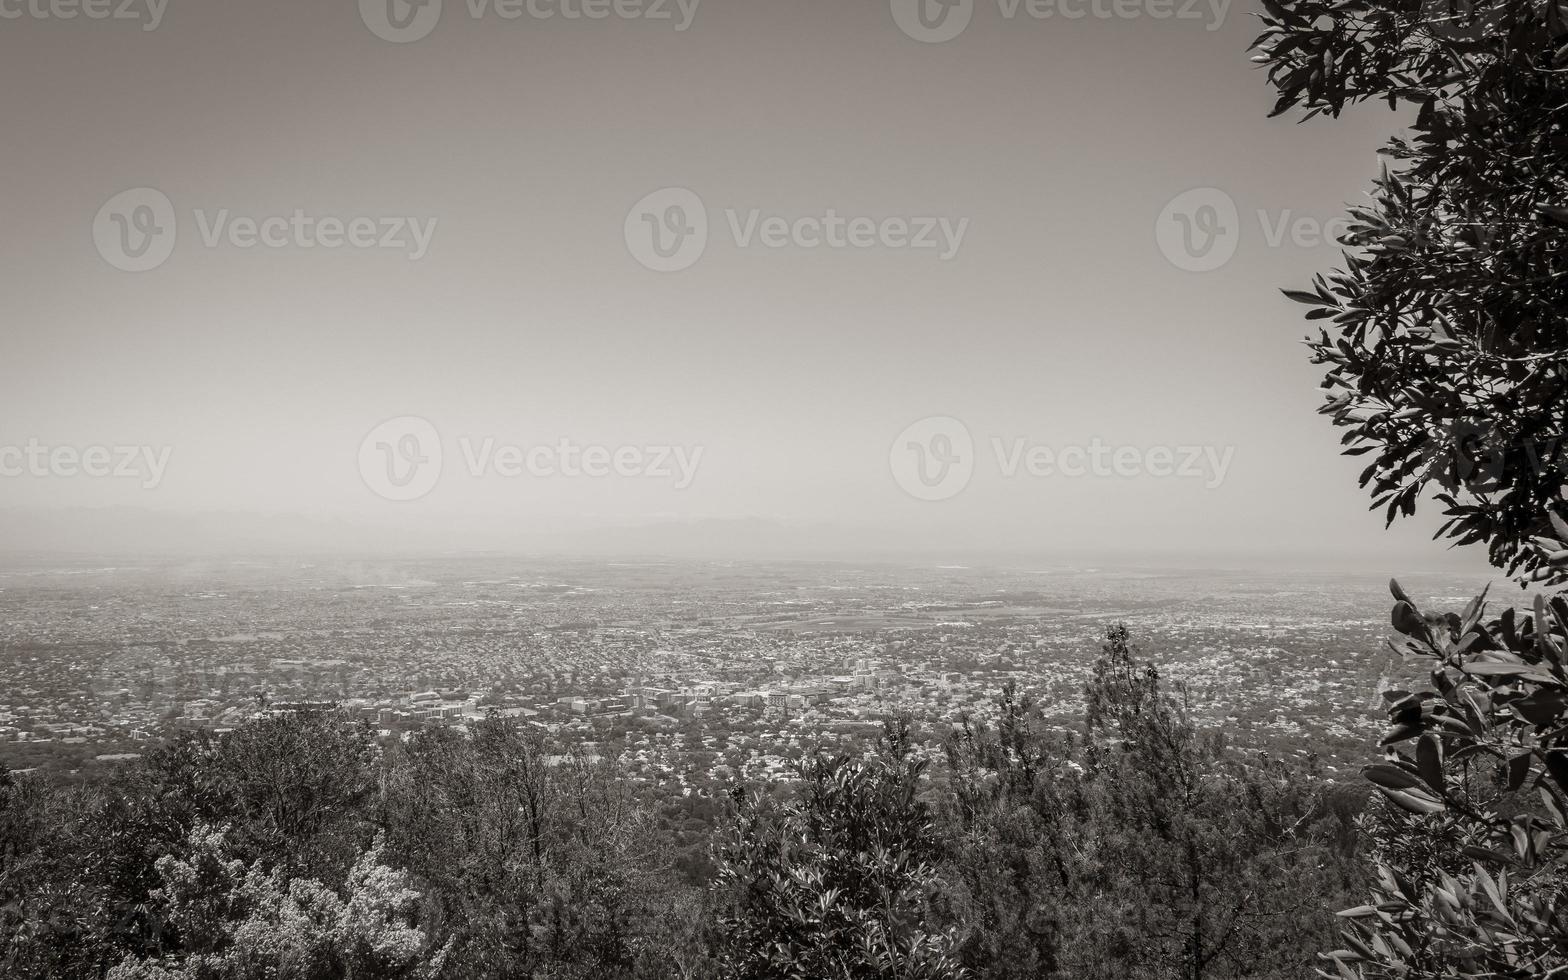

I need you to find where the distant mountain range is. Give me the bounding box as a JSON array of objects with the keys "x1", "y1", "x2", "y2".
[
  {"x1": 0, "y1": 509, "x2": 882, "y2": 559},
  {"x1": 0, "y1": 507, "x2": 1497, "y2": 576}
]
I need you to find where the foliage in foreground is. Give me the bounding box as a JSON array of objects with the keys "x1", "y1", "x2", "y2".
[
  {"x1": 941, "y1": 627, "x2": 1357, "y2": 980},
  {"x1": 1329, "y1": 582, "x2": 1568, "y2": 978},
  {"x1": 0, "y1": 713, "x2": 692, "y2": 980},
  {"x1": 107, "y1": 825, "x2": 449, "y2": 980},
  {"x1": 1254, "y1": 0, "x2": 1568, "y2": 586},
  {"x1": 1259, "y1": 0, "x2": 1568, "y2": 974},
  {"x1": 712, "y1": 721, "x2": 964, "y2": 980}
]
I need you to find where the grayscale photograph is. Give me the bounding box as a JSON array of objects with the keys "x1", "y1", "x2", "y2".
[{"x1": 1, "y1": 1, "x2": 1565, "y2": 977}]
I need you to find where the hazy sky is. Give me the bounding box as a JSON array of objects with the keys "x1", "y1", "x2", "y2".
[{"x1": 0, "y1": 0, "x2": 1492, "y2": 569}]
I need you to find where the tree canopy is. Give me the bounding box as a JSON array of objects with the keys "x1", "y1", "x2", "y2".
[
  {"x1": 1257, "y1": 1, "x2": 1568, "y2": 974},
  {"x1": 1254, "y1": 0, "x2": 1568, "y2": 585}
]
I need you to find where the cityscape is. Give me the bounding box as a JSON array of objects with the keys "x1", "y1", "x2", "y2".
[{"x1": 0, "y1": 555, "x2": 1493, "y2": 787}]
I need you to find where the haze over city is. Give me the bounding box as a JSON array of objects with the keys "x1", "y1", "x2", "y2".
[{"x1": 0, "y1": 0, "x2": 1487, "y2": 572}]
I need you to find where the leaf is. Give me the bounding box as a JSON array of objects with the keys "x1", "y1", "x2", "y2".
[
  {"x1": 1540, "y1": 787, "x2": 1567, "y2": 829},
  {"x1": 1463, "y1": 660, "x2": 1555, "y2": 683},
  {"x1": 1542, "y1": 511, "x2": 1568, "y2": 542},
  {"x1": 1462, "y1": 845, "x2": 1515, "y2": 866},
  {"x1": 1551, "y1": 510, "x2": 1568, "y2": 543},
  {"x1": 1510, "y1": 820, "x2": 1532, "y2": 861},
  {"x1": 1471, "y1": 864, "x2": 1511, "y2": 921},
  {"x1": 1545, "y1": 751, "x2": 1568, "y2": 795},
  {"x1": 1330, "y1": 955, "x2": 1359, "y2": 980},
  {"x1": 1461, "y1": 586, "x2": 1489, "y2": 628},
  {"x1": 1390, "y1": 578, "x2": 1412, "y2": 604},
  {"x1": 1538, "y1": 205, "x2": 1568, "y2": 227},
  {"x1": 1380, "y1": 786, "x2": 1445, "y2": 815},
  {"x1": 1512, "y1": 690, "x2": 1567, "y2": 726},
  {"x1": 1535, "y1": 594, "x2": 1564, "y2": 663},
  {"x1": 1503, "y1": 753, "x2": 1534, "y2": 791},
  {"x1": 1391, "y1": 601, "x2": 1428, "y2": 638},
  {"x1": 1417, "y1": 734, "x2": 1445, "y2": 793},
  {"x1": 1381, "y1": 722, "x2": 1423, "y2": 746},
  {"x1": 1365, "y1": 763, "x2": 1423, "y2": 791},
  {"x1": 1551, "y1": 597, "x2": 1568, "y2": 644}
]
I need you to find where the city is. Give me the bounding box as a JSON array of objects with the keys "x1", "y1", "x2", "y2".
[{"x1": 0, "y1": 555, "x2": 1485, "y2": 787}]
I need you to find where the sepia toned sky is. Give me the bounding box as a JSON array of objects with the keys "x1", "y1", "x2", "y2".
[{"x1": 0, "y1": 0, "x2": 1493, "y2": 571}]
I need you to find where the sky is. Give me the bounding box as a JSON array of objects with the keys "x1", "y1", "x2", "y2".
[{"x1": 0, "y1": 0, "x2": 1497, "y2": 572}]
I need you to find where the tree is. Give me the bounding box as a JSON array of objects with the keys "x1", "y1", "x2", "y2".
[
  {"x1": 711, "y1": 720, "x2": 966, "y2": 980},
  {"x1": 1254, "y1": 0, "x2": 1568, "y2": 585},
  {"x1": 1, "y1": 712, "x2": 701, "y2": 980},
  {"x1": 1077, "y1": 627, "x2": 1351, "y2": 980},
  {"x1": 934, "y1": 629, "x2": 1356, "y2": 980},
  {"x1": 938, "y1": 683, "x2": 1082, "y2": 980},
  {"x1": 210, "y1": 710, "x2": 379, "y2": 881},
  {"x1": 381, "y1": 717, "x2": 692, "y2": 979},
  {"x1": 1256, "y1": 1, "x2": 1568, "y2": 974},
  {"x1": 1318, "y1": 582, "x2": 1568, "y2": 978},
  {"x1": 0, "y1": 760, "x2": 178, "y2": 979},
  {"x1": 107, "y1": 823, "x2": 451, "y2": 980}
]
